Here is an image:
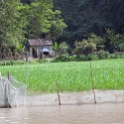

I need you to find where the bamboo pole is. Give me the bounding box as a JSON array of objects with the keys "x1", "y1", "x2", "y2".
[
  {"x1": 7, "y1": 71, "x2": 11, "y2": 107},
  {"x1": 56, "y1": 82, "x2": 61, "y2": 105},
  {"x1": 4, "y1": 71, "x2": 11, "y2": 108},
  {"x1": 8, "y1": 71, "x2": 10, "y2": 82},
  {"x1": 90, "y1": 60, "x2": 96, "y2": 104}
]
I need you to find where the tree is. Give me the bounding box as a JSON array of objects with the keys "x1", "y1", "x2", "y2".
[
  {"x1": 100, "y1": 0, "x2": 124, "y2": 34},
  {"x1": 27, "y1": 0, "x2": 66, "y2": 42},
  {"x1": 54, "y1": 0, "x2": 124, "y2": 47},
  {"x1": 0, "y1": 0, "x2": 28, "y2": 58},
  {"x1": 87, "y1": 33, "x2": 105, "y2": 50},
  {"x1": 27, "y1": 0, "x2": 52, "y2": 38},
  {"x1": 106, "y1": 28, "x2": 122, "y2": 52},
  {"x1": 58, "y1": 42, "x2": 69, "y2": 55},
  {"x1": 74, "y1": 39, "x2": 96, "y2": 55},
  {"x1": 48, "y1": 10, "x2": 67, "y2": 42}
]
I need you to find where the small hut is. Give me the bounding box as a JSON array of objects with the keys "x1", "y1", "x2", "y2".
[{"x1": 28, "y1": 39, "x2": 53, "y2": 58}]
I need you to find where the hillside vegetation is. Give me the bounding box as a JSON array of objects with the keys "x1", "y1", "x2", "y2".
[
  {"x1": 54, "y1": 0, "x2": 124, "y2": 45},
  {"x1": 0, "y1": 0, "x2": 124, "y2": 60}
]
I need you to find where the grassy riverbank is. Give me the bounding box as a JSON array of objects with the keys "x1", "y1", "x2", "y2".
[{"x1": 0, "y1": 59, "x2": 124, "y2": 92}]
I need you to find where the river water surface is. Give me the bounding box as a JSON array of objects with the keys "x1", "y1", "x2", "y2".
[{"x1": 0, "y1": 103, "x2": 124, "y2": 124}]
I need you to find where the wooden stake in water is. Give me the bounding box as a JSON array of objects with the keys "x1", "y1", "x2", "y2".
[
  {"x1": 7, "y1": 71, "x2": 11, "y2": 107},
  {"x1": 56, "y1": 82, "x2": 61, "y2": 105},
  {"x1": 4, "y1": 71, "x2": 11, "y2": 108},
  {"x1": 90, "y1": 60, "x2": 96, "y2": 104},
  {"x1": 8, "y1": 71, "x2": 10, "y2": 82}
]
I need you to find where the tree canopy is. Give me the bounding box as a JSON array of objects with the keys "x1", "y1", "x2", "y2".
[
  {"x1": 54, "y1": 0, "x2": 124, "y2": 48},
  {"x1": 0, "y1": 0, "x2": 124, "y2": 59},
  {"x1": 27, "y1": 0, "x2": 67, "y2": 41},
  {"x1": 0, "y1": 0, "x2": 66, "y2": 59},
  {"x1": 0, "y1": 0, "x2": 28, "y2": 49}
]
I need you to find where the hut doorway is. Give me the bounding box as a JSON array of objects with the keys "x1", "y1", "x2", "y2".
[{"x1": 32, "y1": 48, "x2": 37, "y2": 58}]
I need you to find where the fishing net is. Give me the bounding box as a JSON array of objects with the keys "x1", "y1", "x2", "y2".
[{"x1": 0, "y1": 76, "x2": 26, "y2": 108}]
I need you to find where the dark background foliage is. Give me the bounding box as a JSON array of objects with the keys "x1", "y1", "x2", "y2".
[
  {"x1": 53, "y1": 0, "x2": 124, "y2": 46},
  {"x1": 21, "y1": 0, "x2": 124, "y2": 48}
]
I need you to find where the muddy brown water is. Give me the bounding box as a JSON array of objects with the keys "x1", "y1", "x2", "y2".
[{"x1": 0, "y1": 103, "x2": 124, "y2": 124}]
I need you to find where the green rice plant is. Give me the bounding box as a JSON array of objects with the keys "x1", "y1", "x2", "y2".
[{"x1": 0, "y1": 59, "x2": 124, "y2": 93}]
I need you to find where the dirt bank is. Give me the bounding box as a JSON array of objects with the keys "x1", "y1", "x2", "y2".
[{"x1": 26, "y1": 90, "x2": 124, "y2": 106}]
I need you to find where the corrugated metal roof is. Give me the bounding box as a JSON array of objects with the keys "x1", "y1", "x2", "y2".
[{"x1": 28, "y1": 39, "x2": 53, "y2": 47}]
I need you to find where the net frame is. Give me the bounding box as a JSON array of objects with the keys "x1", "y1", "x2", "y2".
[{"x1": 0, "y1": 76, "x2": 26, "y2": 108}]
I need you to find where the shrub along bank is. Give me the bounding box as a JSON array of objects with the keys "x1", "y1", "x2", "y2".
[{"x1": 0, "y1": 51, "x2": 124, "y2": 66}]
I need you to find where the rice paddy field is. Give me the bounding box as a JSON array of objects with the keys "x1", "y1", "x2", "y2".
[{"x1": 0, "y1": 59, "x2": 124, "y2": 93}]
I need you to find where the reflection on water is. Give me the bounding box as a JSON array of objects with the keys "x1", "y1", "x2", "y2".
[{"x1": 0, "y1": 103, "x2": 124, "y2": 124}]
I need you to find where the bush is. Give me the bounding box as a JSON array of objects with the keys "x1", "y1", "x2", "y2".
[
  {"x1": 74, "y1": 55, "x2": 86, "y2": 61},
  {"x1": 52, "y1": 54, "x2": 97, "y2": 62},
  {"x1": 38, "y1": 58, "x2": 51, "y2": 63},
  {"x1": 52, "y1": 54, "x2": 80, "y2": 62},
  {"x1": 68, "y1": 55, "x2": 77, "y2": 61},
  {"x1": 16, "y1": 60, "x2": 26, "y2": 65},
  {"x1": 97, "y1": 50, "x2": 110, "y2": 59},
  {"x1": 86, "y1": 54, "x2": 94, "y2": 60},
  {"x1": 110, "y1": 53, "x2": 121, "y2": 59},
  {"x1": 58, "y1": 42, "x2": 69, "y2": 55},
  {"x1": 10, "y1": 60, "x2": 15, "y2": 65},
  {"x1": 0, "y1": 60, "x2": 26, "y2": 66},
  {"x1": 52, "y1": 53, "x2": 100, "y2": 62},
  {"x1": 74, "y1": 39, "x2": 96, "y2": 55},
  {"x1": 0, "y1": 61, "x2": 6, "y2": 66},
  {"x1": 121, "y1": 53, "x2": 124, "y2": 58},
  {"x1": 56, "y1": 54, "x2": 70, "y2": 62}
]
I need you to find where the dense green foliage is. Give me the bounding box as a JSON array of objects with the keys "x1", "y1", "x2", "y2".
[
  {"x1": 0, "y1": 59, "x2": 124, "y2": 92},
  {"x1": 0, "y1": 0, "x2": 66, "y2": 59},
  {"x1": 22, "y1": 0, "x2": 124, "y2": 53},
  {"x1": 27, "y1": 0, "x2": 67, "y2": 41},
  {"x1": 0, "y1": 52, "x2": 123, "y2": 65},
  {"x1": 0, "y1": 0, "x2": 124, "y2": 60},
  {"x1": 74, "y1": 39, "x2": 96, "y2": 55},
  {"x1": 0, "y1": 0, "x2": 28, "y2": 58},
  {"x1": 54, "y1": 0, "x2": 124, "y2": 46}
]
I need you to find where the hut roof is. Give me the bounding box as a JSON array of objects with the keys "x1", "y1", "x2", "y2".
[{"x1": 28, "y1": 39, "x2": 53, "y2": 47}]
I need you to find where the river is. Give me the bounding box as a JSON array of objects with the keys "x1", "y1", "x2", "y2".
[{"x1": 0, "y1": 103, "x2": 124, "y2": 124}]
